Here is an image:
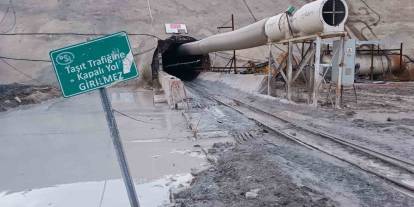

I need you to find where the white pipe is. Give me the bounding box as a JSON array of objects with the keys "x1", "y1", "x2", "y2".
[
  {"x1": 178, "y1": 19, "x2": 269, "y2": 55},
  {"x1": 178, "y1": 0, "x2": 348, "y2": 56}
]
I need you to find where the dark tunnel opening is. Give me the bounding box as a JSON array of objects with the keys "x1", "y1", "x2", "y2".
[
  {"x1": 151, "y1": 36, "x2": 210, "y2": 82},
  {"x1": 322, "y1": 0, "x2": 346, "y2": 26}
]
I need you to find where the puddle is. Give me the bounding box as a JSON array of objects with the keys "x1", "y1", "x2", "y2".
[
  {"x1": 0, "y1": 88, "x2": 208, "y2": 206},
  {"x1": 170, "y1": 149, "x2": 205, "y2": 159},
  {"x1": 0, "y1": 174, "x2": 192, "y2": 207}
]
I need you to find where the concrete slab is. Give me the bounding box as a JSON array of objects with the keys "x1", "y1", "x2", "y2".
[{"x1": 158, "y1": 71, "x2": 188, "y2": 109}]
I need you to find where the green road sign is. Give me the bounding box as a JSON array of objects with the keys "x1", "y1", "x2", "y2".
[{"x1": 50, "y1": 32, "x2": 139, "y2": 97}]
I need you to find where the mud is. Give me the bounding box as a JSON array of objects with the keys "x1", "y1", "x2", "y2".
[
  {"x1": 172, "y1": 138, "x2": 414, "y2": 207},
  {"x1": 173, "y1": 142, "x2": 336, "y2": 207},
  {"x1": 0, "y1": 83, "x2": 59, "y2": 111},
  {"x1": 173, "y1": 81, "x2": 414, "y2": 207},
  {"x1": 191, "y1": 77, "x2": 414, "y2": 162}
]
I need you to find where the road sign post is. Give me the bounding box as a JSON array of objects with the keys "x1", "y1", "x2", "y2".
[
  {"x1": 50, "y1": 32, "x2": 140, "y2": 207},
  {"x1": 99, "y1": 87, "x2": 140, "y2": 207}
]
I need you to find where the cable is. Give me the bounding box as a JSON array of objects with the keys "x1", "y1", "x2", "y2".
[
  {"x1": 133, "y1": 46, "x2": 156, "y2": 56},
  {"x1": 146, "y1": 0, "x2": 154, "y2": 25},
  {"x1": 271, "y1": 44, "x2": 286, "y2": 53},
  {"x1": 0, "y1": 4, "x2": 10, "y2": 25},
  {"x1": 217, "y1": 19, "x2": 232, "y2": 30},
  {"x1": 284, "y1": 13, "x2": 302, "y2": 55},
  {"x1": 0, "y1": 45, "x2": 156, "y2": 63},
  {"x1": 0, "y1": 58, "x2": 43, "y2": 84},
  {"x1": 285, "y1": 13, "x2": 294, "y2": 37},
  {"x1": 0, "y1": 32, "x2": 161, "y2": 39},
  {"x1": 360, "y1": 0, "x2": 381, "y2": 26},
  {"x1": 359, "y1": 0, "x2": 381, "y2": 39},
  {"x1": 113, "y1": 109, "x2": 154, "y2": 125},
  {"x1": 404, "y1": 55, "x2": 414, "y2": 63},
  {"x1": 0, "y1": 0, "x2": 16, "y2": 34},
  {"x1": 146, "y1": 0, "x2": 157, "y2": 39},
  {"x1": 0, "y1": 46, "x2": 156, "y2": 86},
  {"x1": 242, "y1": 0, "x2": 258, "y2": 22},
  {"x1": 0, "y1": 56, "x2": 50, "y2": 62},
  {"x1": 216, "y1": 51, "x2": 267, "y2": 62},
  {"x1": 97, "y1": 180, "x2": 107, "y2": 207},
  {"x1": 348, "y1": 19, "x2": 377, "y2": 39}
]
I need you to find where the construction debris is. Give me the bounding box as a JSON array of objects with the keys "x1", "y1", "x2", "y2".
[{"x1": 0, "y1": 83, "x2": 59, "y2": 111}]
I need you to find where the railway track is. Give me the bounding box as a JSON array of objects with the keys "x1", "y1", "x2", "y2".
[{"x1": 186, "y1": 82, "x2": 414, "y2": 197}]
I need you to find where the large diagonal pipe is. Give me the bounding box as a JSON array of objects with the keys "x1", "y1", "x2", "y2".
[{"x1": 178, "y1": 0, "x2": 348, "y2": 56}]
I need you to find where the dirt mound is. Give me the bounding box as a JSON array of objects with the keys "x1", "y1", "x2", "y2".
[
  {"x1": 0, "y1": 83, "x2": 60, "y2": 111},
  {"x1": 173, "y1": 142, "x2": 336, "y2": 207}
]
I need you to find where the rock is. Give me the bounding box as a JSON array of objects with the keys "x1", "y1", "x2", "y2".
[
  {"x1": 191, "y1": 168, "x2": 203, "y2": 176},
  {"x1": 245, "y1": 188, "x2": 261, "y2": 199},
  {"x1": 14, "y1": 96, "x2": 22, "y2": 103},
  {"x1": 206, "y1": 155, "x2": 218, "y2": 164},
  {"x1": 208, "y1": 148, "x2": 217, "y2": 154},
  {"x1": 345, "y1": 111, "x2": 356, "y2": 116}
]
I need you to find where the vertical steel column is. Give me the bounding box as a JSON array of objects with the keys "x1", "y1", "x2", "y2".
[
  {"x1": 231, "y1": 14, "x2": 237, "y2": 74},
  {"x1": 335, "y1": 37, "x2": 345, "y2": 108},
  {"x1": 312, "y1": 36, "x2": 322, "y2": 107},
  {"x1": 158, "y1": 52, "x2": 163, "y2": 72},
  {"x1": 400, "y1": 42, "x2": 404, "y2": 72},
  {"x1": 301, "y1": 42, "x2": 305, "y2": 59},
  {"x1": 287, "y1": 42, "x2": 293, "y2": 101},
  {"x1": 370, "y1": 45, "x2": 374, "y2": 80},
  {"x1": 268, "y1": 41, "x2": 272, "y2": 96}
]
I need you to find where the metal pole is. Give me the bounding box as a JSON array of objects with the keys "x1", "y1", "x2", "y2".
[
  {"x1": 400, "y1": 42, "x2": 403, "y2": 72},
  {"x1": 231, "y1": 14, "x2": 237, "y2": 74},
  {"x1": 370, "y1": 44, "x2": 374, "y2": 80},
  {"x1": 301, "y1": 42, "x2": 305, "y2": 59},
  {"x1": 313, "y1": 36, "x2": 321, "y2": 107},
  {"x1": 287, "y1": 41, "x2": 293, "y2": 101},
  {"x1": 99, "y1": 88, "x2": 140, "y2": 207},
  {"x1": 335, "y1": 37, "x2": 345, "y2": 109},
  {"x1": 268, "y1": 41, "x2": 272, "y2": 96}
]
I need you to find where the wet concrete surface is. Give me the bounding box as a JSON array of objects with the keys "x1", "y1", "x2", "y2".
[{"x1": 0, "y1": 88, "x2": 222, "y2": 206}]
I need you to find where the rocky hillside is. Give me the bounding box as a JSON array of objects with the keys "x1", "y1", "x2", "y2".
[{"x1": 0, "y1": 0, "x2": 412, "y2": 85}]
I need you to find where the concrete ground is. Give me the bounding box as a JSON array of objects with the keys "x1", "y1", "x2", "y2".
[{"x1": 0, "y1": 87, "x2": 229, "y2": 207}]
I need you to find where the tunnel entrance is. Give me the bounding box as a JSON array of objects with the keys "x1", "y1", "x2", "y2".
[{"x1": 151, "y1": 36, "x2": 210, "y2": 82}]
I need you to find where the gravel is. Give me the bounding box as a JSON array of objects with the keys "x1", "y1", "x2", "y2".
[
  {"x1": 173, "y1": 81, "x2": 414, "y2": 206},
  {"x1": 173, "y1": 138, "x2": 414, "y2": 206}
]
